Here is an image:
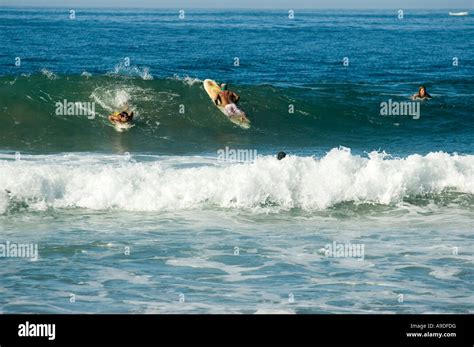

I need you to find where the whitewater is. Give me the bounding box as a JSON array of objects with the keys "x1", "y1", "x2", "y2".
[{"x1": 1, "y1": 148, "x2": 472, "y2": 214}]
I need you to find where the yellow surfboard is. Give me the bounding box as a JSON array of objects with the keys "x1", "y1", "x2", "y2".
[{"x1": 203, "y1": 79, "x2": 250, "y2": 129}]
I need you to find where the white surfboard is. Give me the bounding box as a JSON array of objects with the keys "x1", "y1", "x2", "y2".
[
  {"x1": 203, "y1": 79, "x2": 250, "y2": 129},
  {"x1": 449, "y1": 12, "x2": 469, "y2": 16}
]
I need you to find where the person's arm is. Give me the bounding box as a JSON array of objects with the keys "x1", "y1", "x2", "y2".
[
  {"x1": 214, "y1": 95, "x2": 221, "y2": 105},
  {"x1": 232, "y1": 92, "x2": 240, "y2": 104},
  {"x1": 109, "y1": 114, "x2": 119, "y2": 122}
]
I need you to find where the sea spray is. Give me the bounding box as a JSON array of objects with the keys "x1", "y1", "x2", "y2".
[{"x1": 0, "y1": 149, "x2": 472, "y2": 212}]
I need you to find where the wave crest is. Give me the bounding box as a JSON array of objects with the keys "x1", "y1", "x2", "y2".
[{"x1": 0, "y1": 149, "x2": 472, "y2": 213}]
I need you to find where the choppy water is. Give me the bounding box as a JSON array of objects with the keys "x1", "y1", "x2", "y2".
[{"x1": 0, "y1": 7, "x2": 473, "y2": 313}]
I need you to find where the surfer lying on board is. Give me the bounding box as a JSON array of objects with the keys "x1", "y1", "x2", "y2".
[
  {"x1": 412, "y1": 86, "x2": 432, "y2": 100},
  {"x1": 214, "y1": 84, "x2": 244, "y2": 118},
  {"x1": 108, "y1": 110, "x2": 134, "y2": 123}
]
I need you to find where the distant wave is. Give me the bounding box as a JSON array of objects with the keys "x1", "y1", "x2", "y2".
[{"x1": 1, "y1": 149, "x2": 472, "y2": 214}]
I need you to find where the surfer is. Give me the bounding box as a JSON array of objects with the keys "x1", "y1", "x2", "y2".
[
  {"x1": 214, "y1": 84, "x2": 244, "y2": 118},
  {"x1": 277, "y1": 151, "x2": 287, "y2": 160},
  {"x1": 109, "y1": 110, "x2": 134, "y2": 124},
  {"x1": 412, "y1": 86, "x2": 432, "y2": 100}
]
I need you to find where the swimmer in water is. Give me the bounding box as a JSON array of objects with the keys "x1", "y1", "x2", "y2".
[
  {"x1": 412, "y1": 85, "x2": 432, "y2": 100},
  {"x1": 277, "y1": 151, "x2": 287, "y2": 160}
]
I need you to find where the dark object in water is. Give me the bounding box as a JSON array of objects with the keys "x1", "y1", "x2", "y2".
[{"x1": 277, "y1": 151, "x2": 287, "y2": 160}]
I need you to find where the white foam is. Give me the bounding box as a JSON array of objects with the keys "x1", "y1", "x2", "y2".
[
  {"x1": 429, "y1": 268, "x2": 461, "y2": 280},
  {"x1": 0, "y1": 190, "x2": 9, "y2": 214},
  {"x1": 110, "y1": 62, "x2": 153, "y2": 80},
  {"x1": 40, "y1": 68, "x2": 57, "y2": 80},
  {"x1": 170, "y1": 74, "x2": 203, "y2": 86},
  {"x1": 0, "y1": 148, "x2": 472, "y2": 213},
  {"x1": 254, "y1": 308, "x2": 296, "y2": 314},
  {"x1": 89, "y1": 85, "x2": 155, "y2": 116}
]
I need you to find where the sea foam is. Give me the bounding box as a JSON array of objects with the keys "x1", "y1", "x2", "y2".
[{"x1": 0, "y1": 148, "x2": 473, "y2": 213}]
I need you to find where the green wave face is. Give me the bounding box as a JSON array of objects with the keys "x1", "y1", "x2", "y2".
[{"x1": 0, "y1": 74, "x2": 472, "y2": 155}]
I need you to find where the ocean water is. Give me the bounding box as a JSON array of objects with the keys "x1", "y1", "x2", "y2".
[{"x1": 0, "y1": 8, "x2": 473, "y2": 313}]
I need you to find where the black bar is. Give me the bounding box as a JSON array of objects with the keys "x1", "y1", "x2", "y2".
[{"x1": 0, "y1": 314, "x2": 472, "y2": 345}]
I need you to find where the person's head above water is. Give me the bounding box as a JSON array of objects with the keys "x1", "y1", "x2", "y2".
[
  {"x1": 419, "y1": 86, "x2": 427, "y2": 97},
  {"x1": 220, "y1": 83, "x2": 228, "y2": 91},
  {"x1": 277, "y1": 151, "x2": 287, "y2": 160},
  {"x1": 416, "y1": 85, "x2": 432, "y2": 99}
]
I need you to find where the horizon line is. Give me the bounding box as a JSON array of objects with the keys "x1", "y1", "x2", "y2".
[{"x1": 0, "y1": 5, "x2": 471, "y2": 10}]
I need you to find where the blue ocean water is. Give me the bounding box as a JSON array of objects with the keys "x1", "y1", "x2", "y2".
[{"x1": 0, "y1": 8, "x2": 473, "y2": 313}]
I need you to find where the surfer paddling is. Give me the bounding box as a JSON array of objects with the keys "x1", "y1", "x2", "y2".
[
  {"x1": 109, "y1": 110, "x2": 134, "y2": 124},
  {"x1": 412, "y1": 86, "x2": 432, "y2": 100},
  {"x1": 214, "y1": 84, "x2": 245, "y2": 120}
]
